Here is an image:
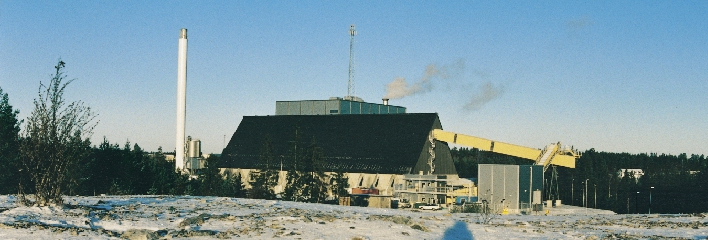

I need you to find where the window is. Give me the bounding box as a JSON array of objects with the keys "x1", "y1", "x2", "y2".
[
  {"x1": 374, "y1": 178, "x2": 379, "y2": 187},
  {"x1": 330, "y1": 110, "x2": 338, "y2": 113},
  {"x1": 359, "y1": 178, "x2": 363, "y2": 187}
]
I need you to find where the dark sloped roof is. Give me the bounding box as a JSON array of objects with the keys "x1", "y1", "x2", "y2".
[{"x1": 219, "y1": 113, "x2": 457, "y2": 175}]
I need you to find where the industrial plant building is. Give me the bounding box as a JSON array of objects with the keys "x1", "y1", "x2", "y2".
[
  {"x1": 217, "y1": 99, "x2": 567, "y2": 212},
  {"x1": 181, "y1": 25, "x2": 577, "y2": 210},
  {"x1": 218, "y1": 99, "x2": 477, "y2": 205}
]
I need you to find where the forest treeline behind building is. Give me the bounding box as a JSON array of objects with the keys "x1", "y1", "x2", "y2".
[{"x1": 452, "y1": 147, "x2": 708, "y2": 214}]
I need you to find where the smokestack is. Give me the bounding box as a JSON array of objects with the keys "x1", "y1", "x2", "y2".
[
  {"x1": 175, "y1": 28, "x2": 188, "y2": 172},
  {"x1": 382, "y1": 98, "x2": 389, "y2": 105}
]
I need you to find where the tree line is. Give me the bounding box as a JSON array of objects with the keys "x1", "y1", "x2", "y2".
[
  {"x1": 247, "y1": 132, "x2": 349, "y2": 203},
  {"x1": 0, "y1": 60, "x2": 348, "y2": 206},
  {"x1": 0, "y1": 61, "x2": 244, "y2": 205},
  {"x1": 452, "y1": 147, "x2": 708, "y2": 214}
]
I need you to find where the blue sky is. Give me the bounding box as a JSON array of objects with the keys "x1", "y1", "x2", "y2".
[{"x1": 1, "y1": 1, "x2": 706, "y2": 155}]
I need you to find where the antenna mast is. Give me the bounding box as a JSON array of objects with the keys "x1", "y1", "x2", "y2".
[{"x1": 347, "y1": 24, "x2": 357, "y2": 98}]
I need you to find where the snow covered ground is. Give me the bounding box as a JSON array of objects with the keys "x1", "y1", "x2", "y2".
[{"x1": 1, "y1": 195, "x2": 707, "y2": 239}]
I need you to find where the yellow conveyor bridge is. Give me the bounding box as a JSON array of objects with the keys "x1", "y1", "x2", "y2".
[{"x1": 432, "y1": 129, "x2": 580, "y2": 171}]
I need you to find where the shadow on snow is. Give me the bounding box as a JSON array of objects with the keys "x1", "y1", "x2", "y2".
[{"x1": 442, "y1": 221, "x2": 473, "y2": 240}]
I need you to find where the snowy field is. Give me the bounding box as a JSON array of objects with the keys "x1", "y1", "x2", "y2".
[{"x1": 1, "y1": 195, "x2": 707, "y2": 239}]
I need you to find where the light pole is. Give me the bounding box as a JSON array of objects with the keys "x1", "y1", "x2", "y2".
[
  {"x1": 581, "y1": 181, "x2": 585, "y2": 208},
  {"x1": 649, "y1": 186, "x2": 654, "y2": 214},
  {"x1": 571, "y1": 178, "x2": 574, "y2": 206},
  {"x1": 635, "y1": 191, "x2": 640, "y2": 214},
  {"x1": 584, "y1": 179, "x2": 589, "y2": 208},
  {"x1": 594, "y1": 184, "x2": 597, "y2": 209}
]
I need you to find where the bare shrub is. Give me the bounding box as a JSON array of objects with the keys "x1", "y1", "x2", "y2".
[{"x1": 19, "y1": 60, "x2": 97, "y2": 206}]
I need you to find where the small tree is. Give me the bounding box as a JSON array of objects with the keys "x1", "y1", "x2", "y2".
[
  {"x1": 283, "y1": 128, "x2": 305, "y2": 201},
  {"x1": 220, "y1": 172, "x2": 245, "y2": 198},
  {"x1": 19, "y1": 60, "x2": 97, "y2": 206},
  {"x1": 332, "y1": 171, "x2": 350, "y2": 199},
  {"x1": 198, "y1": 154, "x2": 225, "y2": 196},
  {"x1": 302, "y1": 138, "x2": 327, "y2": 203},
  {"x1": 250, "y1": 136, "x2": 279, "y2": 199}
]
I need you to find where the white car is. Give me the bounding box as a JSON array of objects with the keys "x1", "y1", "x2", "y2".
[{"x1": 418, "y1": 204, "x2": 441, "y2": 210}]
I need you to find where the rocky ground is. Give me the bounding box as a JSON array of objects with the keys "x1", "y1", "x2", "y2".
[{"x1": 1, "y1": 195, "x2": 707, "y2": 239}]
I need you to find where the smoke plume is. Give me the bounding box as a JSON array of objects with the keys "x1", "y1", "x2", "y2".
[
  {"x1": 383, "y1": 61, "x2": 463, "y2": 99},
  {"x1": 463, "y1": 82, "x2": 504, "y2": 111},
  {"x1": 382, "y1": 77, "x2": 426, "y2": 99},
  {"x1": 383, "y1": 60, "x2": 502, "y2": 111}
]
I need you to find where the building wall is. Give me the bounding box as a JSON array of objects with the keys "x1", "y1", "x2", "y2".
[
  {"x1": 219, "y1": 168, "x2": 404, "y2": 197},
  {"x1": 518, "y1": 165, "x2": 544, "y2": 205},
  {"x1": 478, "y1": 164, "x2": 520, "y2": 211},
  {"x1": 346, "y1": 173, "x2": 403, "y2": 195},
  {"x1": 367, "y1": 195, "x2": 392, "y2": 208},
  {"x1": 400, "y1": 192, "x2": 442, "y2": 205},
  {"x1": 275, "y1": 100, "x2": 406, "y2": 115}
]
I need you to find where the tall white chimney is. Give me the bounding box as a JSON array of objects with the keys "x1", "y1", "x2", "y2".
[{"x1": 175, "y1": 28, "x2": 188, "y2": 172}]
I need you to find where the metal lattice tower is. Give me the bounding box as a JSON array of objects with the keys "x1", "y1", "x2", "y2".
[{"x1": 347, "y1": 24, "x2": 357, "y2": 98}]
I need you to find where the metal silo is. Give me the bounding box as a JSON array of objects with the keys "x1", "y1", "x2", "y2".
[{"x1": 188, "y1": 139, "x2": 201, "y2": 158}]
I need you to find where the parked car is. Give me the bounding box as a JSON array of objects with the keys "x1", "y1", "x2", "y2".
[{"x1": 418, "y1": 204, "x2": 441, "y2": 210}]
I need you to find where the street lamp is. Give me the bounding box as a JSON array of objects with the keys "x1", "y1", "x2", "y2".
[
  {"x1": 594, "y1": 184, "x2": 597, "y2": 209},
  {"x1": 581, "y1": 181, "x2": 585, "y2": 208},
  {"x1": 571, "y1": 178, "x2": 574, "y2": 206},
  {"x1": 584, "y1": 179, "x2": 589, "y2": 208},
  {"x1": 649, "y1": 186, "x2": 654, "y2": 214},
  {"x1": 635, "y1": 191, "x2": 640, "y2": 214}
]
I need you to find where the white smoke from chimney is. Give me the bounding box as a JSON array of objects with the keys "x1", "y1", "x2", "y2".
[
  {"x1": 463, "y1": 82, "x2": 504, "y2": 111},
  {"x1": 383, "y1": 60, "x2": 463, "y2": 99}
]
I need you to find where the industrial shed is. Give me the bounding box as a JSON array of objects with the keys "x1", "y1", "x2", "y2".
[{"x1": 218, "y1": 113, "x2": 456, "y2": 175}]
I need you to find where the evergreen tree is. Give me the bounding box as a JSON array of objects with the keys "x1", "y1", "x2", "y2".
[
  {"x1": 0, "y1": 87, "x2": 22, "y2": 194},
  {"x1": 283, "y1": 128, "x2": 306, "y2": 201},
  {"x1": 332, "y1": 171, "x2": 350, "y2": 199},
  {"x1": 301, "y1": 138, "x2": 327, "y2": 203},
  {"x1": 198, "y1": 154, "x2": 225, "y2": 196},
  {"x1": 220, "y1": 172, "x2": 245, "y2": 198},
  {"x1": 250, "y1": 136, "x2": 279, "y2": 199}
]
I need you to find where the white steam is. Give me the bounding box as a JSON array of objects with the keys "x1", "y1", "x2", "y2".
[
  {"x1": 383, "y1": 61, "x2": 463, "y2": 99},
  {"x1": 383, "y1": 60, "x2": 503, "y2": 111},
  {"x1": 463, "y1": 82, "x2": 504, "y2": 111}
]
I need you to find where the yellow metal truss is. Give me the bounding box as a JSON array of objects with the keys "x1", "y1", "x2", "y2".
[{"x1": 432, "y1": 129, "x2": 577, "y2": 169}]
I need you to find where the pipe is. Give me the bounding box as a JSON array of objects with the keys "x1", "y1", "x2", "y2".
[{"x1": 176, "y1": 28, "x2": 188, "y2": 172}]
